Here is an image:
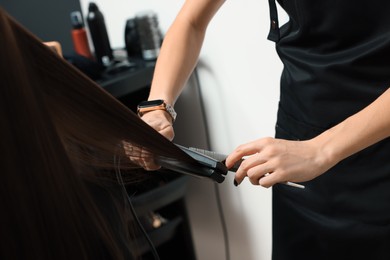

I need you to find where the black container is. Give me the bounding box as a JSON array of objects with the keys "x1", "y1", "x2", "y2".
[
  {"x1": 86, "y1": 2, "x2": 113, "y2": 67},
  {"x1": 124, "y1": 18, "x2": 142, "y2": 59},
  {"x1": 135, "y1": 11, "x2": 162, "y2": 60}
]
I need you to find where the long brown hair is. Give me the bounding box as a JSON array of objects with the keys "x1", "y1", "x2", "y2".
[{"x1": 0, "y1": 8, "x2": 196, "y2": 260}]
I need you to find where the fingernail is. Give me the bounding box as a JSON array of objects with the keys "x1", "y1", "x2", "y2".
[{"x1": 234, "y1": 179, "x2": 239, "y2": 186}]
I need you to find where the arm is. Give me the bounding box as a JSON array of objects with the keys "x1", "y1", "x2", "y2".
[
  {"x1": 226, "y1": 88, "x2": 390, "y2": 187},
  {"x1": 141, "y1": 0, "x2": 225, "y2": 138},
  {"x1": 137, "y1": 0, "x2": 225, "y2": 170},
  {"x1": 149, "y1": 0, "x2": 225, "y2": 106}
]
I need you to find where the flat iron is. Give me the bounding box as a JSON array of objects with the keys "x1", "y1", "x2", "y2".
[
  {"x1": 157, "y1": 144, "x2": 305, "y2": 189},
  {"x1": 156, "y1": 144, "x2": 242, "y2": 183}
]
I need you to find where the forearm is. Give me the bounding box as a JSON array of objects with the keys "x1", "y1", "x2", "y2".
[
  {"x1": 148, "y1": 18, "x2": 205, "y2": 105},
  {"x1": 148, "y1": 0, "x2": 225, "y2": 105},
  {"x1": 314, "y1": 87, "x2": 390, "y2": 167}
]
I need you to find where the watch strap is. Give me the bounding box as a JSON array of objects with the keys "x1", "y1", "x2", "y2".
[{"x1": 137, "y1": 100, "x2": 177, "y2": 122}]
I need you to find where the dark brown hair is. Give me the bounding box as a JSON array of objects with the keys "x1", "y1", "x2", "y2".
[{"x1": 0, "y1": 8, "x2": 196, "y2": 260}]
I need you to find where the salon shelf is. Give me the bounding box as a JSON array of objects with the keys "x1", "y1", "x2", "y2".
[
  {"x1": 131, "y1": 175, "x2": 190, "y2": 216},
  {"x1": 98, "y1": 62, "x2": 196, "y2": 259},
  {"x1": 129, "y1": 175, "x2": 195, "y2": 260},
  {"x1": 133, "y1": 216, "x2": 183, "y2": 257},
  {"x1": 97, "y1": 60, "x2": 155, "y2": 99}
]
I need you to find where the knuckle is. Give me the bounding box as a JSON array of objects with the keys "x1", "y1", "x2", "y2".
[
  {"x1": 246, "y1": 170, "x2": 255, "y2": 178},
  {"x1": 262, "y1": 137, "x2": 274, "y2": 145},
  {"x1": 267, "y1": 146, "x2": 278, "y2": 155},
  {"x1": 277, "y1": 169, "x2": 288, "y2": 180},
  {"x1": 246, "y1": 170, "x2": 258, "y2": 183},
  {"x1": 239, "y1": 161, "x2": 250, "y2": 172},
  {"x1": 272, "y1": 157, "x2": 282, "y2": 166},
  {"x1": 249, "y1": 178, "x2": 259, "y2": 185},
  {"x1": 234, "y1": 146, "x2": 244, "y2": 155}
]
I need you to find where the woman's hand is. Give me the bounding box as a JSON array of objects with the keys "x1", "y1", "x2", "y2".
[
  {"x1": 141, "y1": 110, "x2": 175, "y2": 141},
  {"x1": 135, "y1": 110, "x2": 174, "y2": 171},
  {"x1": 225, "y1": 137, "x2": 335, "y2": 187}
]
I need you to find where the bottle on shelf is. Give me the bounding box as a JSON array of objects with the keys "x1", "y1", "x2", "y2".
[
  {"x1": 86, "y1": 2, "x2": 113, "y2": 67},
  {"x1": 70, "y1": 11, "x2": 93, "y2": 60},
  {"x1": 124, "y1": 18, "x2": 142, "y2": 60}
]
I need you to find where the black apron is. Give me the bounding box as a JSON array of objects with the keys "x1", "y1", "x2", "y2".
[{"x1": 267, "y1": 1, "x2": 390, "y2": 259}]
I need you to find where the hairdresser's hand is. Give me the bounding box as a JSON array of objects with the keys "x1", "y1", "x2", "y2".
[
  {"x1": 141, "y1": 110, "x2": 175, "y2": 141},
  {"x1": 225, "y1": 137, "x2": 334, "y2": 187},
  {"x1": 135, "y1": 110, "x2": 175, "y2": 171}
]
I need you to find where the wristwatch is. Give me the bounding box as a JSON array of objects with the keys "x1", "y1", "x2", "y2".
[{"x1": 137, "y1": 99, "x2": 177, "y2": 122}]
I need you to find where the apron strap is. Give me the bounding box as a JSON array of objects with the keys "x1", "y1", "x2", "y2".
[{"x1": 267, "y1": 0, "x2": 280, "y2": 42}]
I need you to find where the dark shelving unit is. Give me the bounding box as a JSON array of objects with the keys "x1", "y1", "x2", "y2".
[
  {"x1": 130, "y1": 176, "x2": 195, "y2": 259},
  {"x1": 98, "y1": 61, "x2": 196, "y2": 260}
]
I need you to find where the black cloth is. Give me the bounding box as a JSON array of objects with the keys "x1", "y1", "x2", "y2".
[{"x1": 268, "y1": 1, "x2": 390, "y2": 259}]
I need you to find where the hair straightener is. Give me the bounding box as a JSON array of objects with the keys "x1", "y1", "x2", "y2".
[
  {"x1": 155, "y1": 144, "x2": 232, "y2": 183},
  {"x1": 156, "y1": 144, "x2": 305, "y2": 189}
]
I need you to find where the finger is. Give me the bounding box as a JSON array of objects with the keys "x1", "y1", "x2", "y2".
[
  {"x1": 123, "y1": 142, "x2": 159, "y2": 170},
  {"x1": 259, "y1": 172, "x2": 279, "y2": 188},
  {"x1": 123, "y1": 142, "x2": 142, "y2": 163},
  {"x1": 141, "y1": 157, "x2": 161, "y2": 171},
  {"x1": 226, "y1": 139, "x2": 270, "y2": 168},
  {"x1": 234, "y1": 153, "x2": 267, "y2": 185},
  {"x1": 246, "y1": 164, "x2": 274, "y2": 186},
  {"x1": 140, "y1": 149, "x2": 160, "y2": 171}
]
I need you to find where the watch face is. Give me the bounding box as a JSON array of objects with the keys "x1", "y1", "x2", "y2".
[{"x1": 138, "y1": 99, "x2": 164, "y2": 108}]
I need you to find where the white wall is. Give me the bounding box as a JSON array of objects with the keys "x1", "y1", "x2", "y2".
[{"x1": 79, "y1": 1, "x2": 286, "y2": 259}]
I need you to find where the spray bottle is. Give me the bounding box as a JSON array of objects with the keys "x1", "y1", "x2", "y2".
[
  {"x1": 70, "y1": 11, "x2": 93, "y2": 59},
  {"x1": 86, "y1": 2, "x2": 113, "y2": 67}
]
